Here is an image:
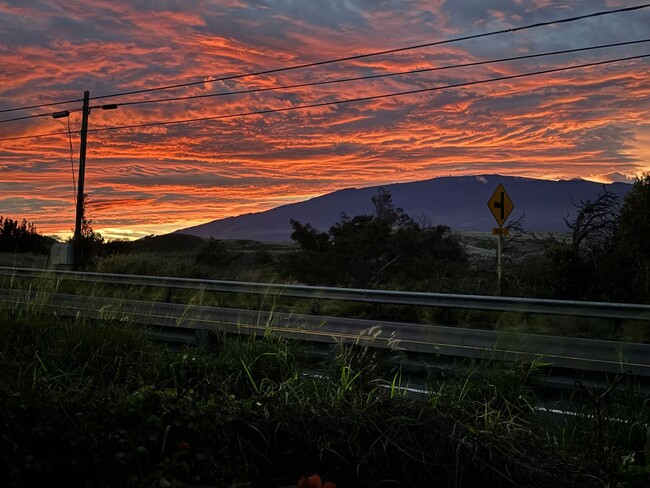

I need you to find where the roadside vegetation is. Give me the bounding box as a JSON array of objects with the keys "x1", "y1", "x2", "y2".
[
  {"x1": 7, "y1": 175, "x2": 649, "y2": 306},
  {"x1": 2, "y1": 308, "x2": 649, "y2": 487},
  {"x1": 1, "y1": 176, "x2": 649, "y2": 486},
  {"x1": 86, "y1": 174, "x2": 650, "y2": 305},
  {"x1": 0, "y1": 216, "x2": 53, "y2": 255}
]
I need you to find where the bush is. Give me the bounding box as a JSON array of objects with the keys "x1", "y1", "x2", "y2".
[
  {"x1": 1, "y1": 312, "x2": 648, "y2": 487},
  {"x1": 0, "y1": 216, "x2": 52, "y2": 254}
]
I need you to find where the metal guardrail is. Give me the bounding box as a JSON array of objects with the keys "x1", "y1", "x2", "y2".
[
  {"x1": 2, "y1": 266, "x2": 650, "y2": 321},
  {"x1": 2, "y1": 266, "x2": 650, "y2": 378},
  {"x1": 2, "y1": 288, "x2": 650, "y2": 378}
]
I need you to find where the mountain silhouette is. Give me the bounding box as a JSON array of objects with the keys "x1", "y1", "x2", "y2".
[{"x1": 175, "y1": 174, "x2": 631, "y2": 241}]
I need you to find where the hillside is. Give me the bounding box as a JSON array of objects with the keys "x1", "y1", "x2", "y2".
[{"x1": 175, "y1": 174, "x2": 631, "y2": 241}]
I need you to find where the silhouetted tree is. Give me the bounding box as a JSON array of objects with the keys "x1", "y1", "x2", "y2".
[
  {"x1": 515, "y1": 181, "x2": 649, "y2": 303},
  {"x1": 195, "y1": 238, "x2": 230, "y2": 267},
  {"x1": 552, "y1": 188, "x2": 622, "y2": 299},
  {"x1": 72, "y1": 194, "x2": 104, "y2": 267},
  {"x1": 564, "y1": 187, "x2": 621, "y2": 253},
  {"x1": 610, "y1": 174, "x2": 650, "y2": 302},
  {"x1": 283, "y1": 189, "x2": 465, "y2": 289},
  {"x1": 289, "y1": 220, "x2": 329, "y2": 253},
  {"x1": 0, "y1": 216, "x2": 50, "y2": 254}
]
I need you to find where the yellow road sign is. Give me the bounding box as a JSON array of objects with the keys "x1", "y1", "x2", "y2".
[
  {"x1": 487, "y1": 183, "x2": 514, "y2": 227},
  {"x1": 492, "y1": 227, "x2": 510, "y2": 236}
]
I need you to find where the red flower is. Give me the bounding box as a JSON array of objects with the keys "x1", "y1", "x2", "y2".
[
  {"x1": 177, "y1": 441, "x2": 190, "y2": 452},
  {"x1": 297, "y1": 474, "x2": 336, "y2": 488}
]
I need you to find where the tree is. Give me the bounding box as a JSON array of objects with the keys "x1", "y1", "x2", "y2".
[
  {"x1": 289, "y1": 219, "x2": 329, "y2": 253},
  {"x1": 612, "y1": 173, "x2": 650, "y2": 302},
  {"x1": 282, "y1": 189, "x2": 466, "y2": 289},
  {"x1": 516, "y1": 188, "x2": 622, "y2": 300},
  {"x1": 71, "y1": 194, "x2": 104, "y2": 267},
  {"x1": 195, "y1": 238, "x2": 229, "y2": 267},
  {"x1": 522, "y1": 179, "x2": 649, "y2": 303},
  {"x1": 0, "y1": 216, "x2": 51, "y2": 254},
  {"x1": 79, "y1": 193, "x2": 103, "y2": 242},
  {"x1": 564, "y1": 187, "x2": 621, "y2": 254},
  {"x1": 371, "y1": 187, "x2": 413, "y2": 227}
]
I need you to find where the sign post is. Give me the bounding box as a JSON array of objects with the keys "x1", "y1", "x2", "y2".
[{"x1": 487, "y1": 183, "x2": 514, "y2": 294}]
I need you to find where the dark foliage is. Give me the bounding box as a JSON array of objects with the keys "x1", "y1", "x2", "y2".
[
  {"x1": 610, "y1": 173, "x2": 650, "y2": 302},
  {"x1": 0, "y1": 216, "x2": 52, "y2": 254},
  {"x1": 102, "y1": 238, "x2": 131, "y2": 255},
  {"x1": 282, "y1": 189, "x2": 466, "y2": 289},
  {"x1": 194, "y1": 238, "x2": 229, "y2": 267},
  {"x1": 72, "y1": 194, "x2": 105, "y2": 267},
  {"x1": 509, "y1": 176, "x2": 650, "y2": 304},
  {"x1": 3, "y1": 314, "x2": 642, "y2": 488}
]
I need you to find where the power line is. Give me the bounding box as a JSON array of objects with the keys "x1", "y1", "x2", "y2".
[
  {"x1": 0, "y1": 112, "x2": 62, "y2": 124},
  {"x1": 88, "y1": 3, "x2": 650, "y2": 102},
  {"x1": 0, "y1": 108, "x2": 84, "y2": 125},
  {"x1": 0, "y1": 97, "x2": 83, "y2": 115},
  {"x1": 1, "y1": 2, "x2": 646, "y2": 116},
  {"x1": 261, "y1": 119, "x2": 649, "y2": 140},
  {"x1": 0, "y1": 53, "x2": 646, "y2": 144},
  {"x1": 4, "y1": 38, "x2": 648, "y2": 125},
  {"x1": 95, "y1": 38, "x2": 650, "y2": 110},
  {"x1": 0, "y1": 130, "x2": 73, "y2": 142},
  {"x1": 66, "y1": 117, "x2": 77, "y2": 203},
  {"x1": 85, "y1": 54, "x2": 650, "y2": 134},
  {"x1": 268, "y1": 116, "x2": 650, "y2": 135}
]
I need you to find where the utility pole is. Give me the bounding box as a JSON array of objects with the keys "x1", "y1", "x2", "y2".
[
  {"x1": 74, "y1": 90, "x2": 90, "y2": 241},
  {"x1": 51, "y1": 91, "x2": 117, "y2": 267}
]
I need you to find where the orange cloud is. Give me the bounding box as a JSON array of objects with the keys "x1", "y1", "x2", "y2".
[{"x1": 0, "y1": 0, "x2": 648, "y2": 238}]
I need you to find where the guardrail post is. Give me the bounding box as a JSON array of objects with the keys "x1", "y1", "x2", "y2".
[
  {"x1": 195, "y1": 329, "x2": 209, "y2": 348},
  {"x1": 443, "y1": 307, "x2": 452, "y2": 324}
]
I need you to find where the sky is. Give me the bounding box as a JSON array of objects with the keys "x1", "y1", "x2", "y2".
[{"x1": 0, "y1": 0, "x2": 649, "y2": 240}]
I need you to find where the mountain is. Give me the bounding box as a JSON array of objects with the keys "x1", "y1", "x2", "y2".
[{"x1": 175, "y1": 175, "x2": 631, "y2": 241}]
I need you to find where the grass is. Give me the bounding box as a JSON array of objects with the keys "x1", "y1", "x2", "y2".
[
  {"x1": 4, "y1": 228, "x2": 647, "y2": 344},
  {"x1": 6, "y1": 265, "x2": 646, "y2": 346},
  {"x1": 1, "y1": 300, "x2": 650, "y2": 488}
]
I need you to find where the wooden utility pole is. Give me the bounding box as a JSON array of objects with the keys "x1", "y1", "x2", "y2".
[{"x1": 74, "y1": 90, "x2": 90, "y2": 241}]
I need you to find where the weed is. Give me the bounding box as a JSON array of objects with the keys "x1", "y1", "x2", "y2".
[{"x1": 1, "y1": 306, "x2": 647, "y2": 487}]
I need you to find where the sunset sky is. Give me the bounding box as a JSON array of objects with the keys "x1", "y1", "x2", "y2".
[{"x1": 1, "y1": 0, "x2": 649, "y2": 240}]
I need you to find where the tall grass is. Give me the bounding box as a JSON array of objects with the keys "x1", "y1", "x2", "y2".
[{"x1": 1, "y1": 299, "x2": 649, "y2": 487}]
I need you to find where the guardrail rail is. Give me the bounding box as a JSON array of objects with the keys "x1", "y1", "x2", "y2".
[{"x1": 1, "y1": 266, "x2": 649, "y2": 377}]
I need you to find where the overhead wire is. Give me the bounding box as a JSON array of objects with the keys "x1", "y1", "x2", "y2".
[
  {"x1": 23, "y1": 53, "x2": 647, "y2": 140},
  {"x1": 0, "y1": 108, "x2": 83, "y2": 125},
  {"x1": 83, "y1": 54, "x2": 650, "y2": 134},
  {"x1": 0, "y1": 52, "x2": 646, "y2": 143},
  {"x1": 0, "y1": 112, "x2": 71, "y2": 124},
  {"x1": 0, "y1": 2, "x2": 648, "y2": 114},
  {"x1": 264, "y1": 116, "x2": 650, "y2": 137},
  {"x1": 3, "y1": 38, "x2": 649, "y2": 126},
  {"x1": 0, "y1": 53, "x2": 646, "y2": 144},
  {"x1": 0, "y1": 97, "x2": 84, "y2": 115},
  {"x1": 95, "y1": 38, "x2": 650, "y2": 110},
  {"x1": 89, "y1": 3, "x2": 650, "y2": 101},
  {"x1": 66, "y1": 117, "x2": 77, "y2": 203},
  {"x1": 0, "y1": 130, "x2": 73, "y2": 142}
]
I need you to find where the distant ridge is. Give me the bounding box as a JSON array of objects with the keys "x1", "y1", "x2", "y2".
[{"x1": 175, "y1": 175, "x2": 631, "y2": 242}]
